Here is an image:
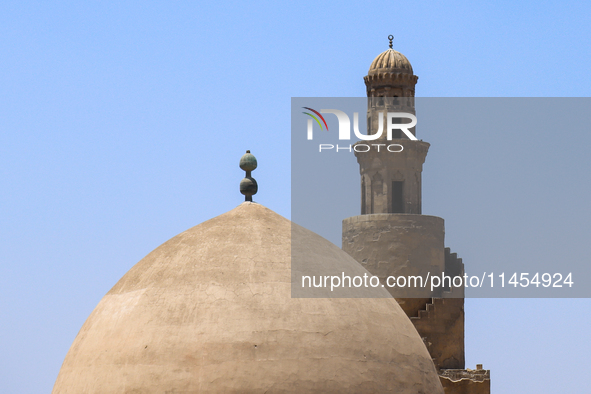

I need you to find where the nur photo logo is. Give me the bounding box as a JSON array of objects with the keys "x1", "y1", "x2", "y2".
[{"x1": 302, "y1": 107, "x2": 418, "y2": 153}]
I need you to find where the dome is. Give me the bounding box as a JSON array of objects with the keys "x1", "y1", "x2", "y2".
[
  {"x1": 52, "y1": 202, "x2": 443, "y2": 393},
  {"x1": 368, "y1": 48, "x2": 414, "y2": 75}
]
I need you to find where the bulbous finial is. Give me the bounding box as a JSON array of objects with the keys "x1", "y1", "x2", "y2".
[
  {"x1": 239, "y1": 150, "x2": 257, "y2": 172},
  {"x1": 239, "y1": 150, "x2": 258, "y2": 202},
  {"x1": 388, "y1": 35, "x2": 394, "y2": 49}
]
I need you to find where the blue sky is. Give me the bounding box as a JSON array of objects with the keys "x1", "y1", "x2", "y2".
[{"x1": 1, "y1": 1, "x2": 590, "y2": 392}]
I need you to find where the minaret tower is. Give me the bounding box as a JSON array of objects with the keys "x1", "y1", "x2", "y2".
[
  {"x1": 359, "y1": 35, "x2": 429, "y2": 215},
  {"x1": 342, "y1": 37, "x2": 490, "y2": 393},
  {"x1": 346, "y1": 35, "x2": 446, "y2": 315}
]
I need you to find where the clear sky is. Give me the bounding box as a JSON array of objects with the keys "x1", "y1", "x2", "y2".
[{"x1": 1, "y1": 1, "x2": 590, "y2": 392}]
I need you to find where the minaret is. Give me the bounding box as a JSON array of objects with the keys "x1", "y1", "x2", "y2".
[
  {"x1": 342, "y1": 37, "x2": 490, "y2": 393},
  {"x1": 345, "y1": 37, "x2": 445, "y2": 315},
  {"x1": 342, "y1": 37, "x2": 478, "y2": 388},
  {"x1": 359, "y1": 35, "x2": 429, "y2": 215}
]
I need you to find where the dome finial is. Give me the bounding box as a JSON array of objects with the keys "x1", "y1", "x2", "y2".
[
  {"x1": 239, "y1": 150, "x2": 258, "y2": 202},
  {"x1": 388, "y1": 35, "x2": 394, "y2": 49}
]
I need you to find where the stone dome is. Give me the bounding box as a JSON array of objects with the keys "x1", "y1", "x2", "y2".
[
  {"x1": 368, "y1": 48, "x2": 414, "y2": 75},
  {"x1": 52, "y1": 202, "x2": 443, "y2": 393}
]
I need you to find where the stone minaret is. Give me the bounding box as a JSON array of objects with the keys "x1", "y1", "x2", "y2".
[
  {"x1": 342, "y1": 37, "x2": 490, "y2": 393},
  {"x1": 360, "y1": 35, "x2": 428, "y2": 215}
]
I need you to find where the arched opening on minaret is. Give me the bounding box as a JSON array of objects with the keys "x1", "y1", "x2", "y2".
[
  {"x1": 391, "y1": 181, "x2": 404, "y2": 213},
  {"x1": 361, "y1": 177, "x2": 366, "y2": 215}
]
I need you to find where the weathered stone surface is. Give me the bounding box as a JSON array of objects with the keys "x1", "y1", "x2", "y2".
[
  {"x1": 342, "y1": 214, "x2": 445, "y2": 302},
  {"x1": 355, "y1": 140, "x2": 430, "y2": 215},
  {"x1": 411, "y1": 298, "x2": 465, "y2": 369},
  {"x1": 342, "y1": 215, "x2": 467, "y2": 374},
  {"x1": 365, "y1": 46, "x2": 418, "y2": 98},
  {"x1": 368, "y1": 48, "x2": 414, "y2": 75},
  {"x1": 440, "y1": 369, "x2": 490, "y2": 394},
  {"x1": 53, "y1": 202, "x2": 444, "y2": 394}
]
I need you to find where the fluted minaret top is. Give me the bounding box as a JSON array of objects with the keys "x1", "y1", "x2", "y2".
[{"x1": 364, "y1": 36, "x2": 418, "y2": 98}]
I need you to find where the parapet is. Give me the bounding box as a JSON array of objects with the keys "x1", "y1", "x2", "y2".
[{"x1": 439, "y1": 368, "x2": 491, "y2": 394}]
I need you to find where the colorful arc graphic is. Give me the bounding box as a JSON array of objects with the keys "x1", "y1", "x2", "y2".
[
  {"x1": 302, "y1": 112, "x2": 323, "y2": 130},
  {"x1": 302, "y1": 107, "x2": 329, "y2": 131}
]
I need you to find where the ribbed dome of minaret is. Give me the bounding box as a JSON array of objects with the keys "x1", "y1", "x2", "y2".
[{"x1": 369, "y1": 48, "x2": 414, "y2": 75}]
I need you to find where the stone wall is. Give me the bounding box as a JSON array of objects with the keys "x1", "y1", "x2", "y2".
[
  {"x1": 342, "y1": 213, "x2": 445, "y2": 302},
  {"x1": 440, "y1": 368, "x2": 491, "y2": 394},
  {"x1": 342, "y1": 217, "x2": 490, "y2": 393}
]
